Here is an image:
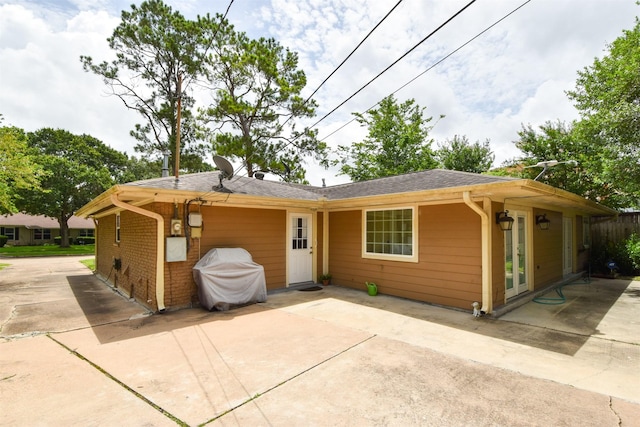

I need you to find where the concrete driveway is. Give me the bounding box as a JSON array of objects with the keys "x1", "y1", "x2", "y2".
[{"x1": 1, "y1": 256, "x2": 639, "y2": 426}]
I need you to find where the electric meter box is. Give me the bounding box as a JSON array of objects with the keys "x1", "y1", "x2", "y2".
[
  {"x1": 188, "y1": 212, "x2": 202, "y2": 227},
  {"x1": 166, "y1": 237, "x2": 187, "y2": 262},
  {"x1": 170, "y1": 219, "x2": 182, "y2": 236}
]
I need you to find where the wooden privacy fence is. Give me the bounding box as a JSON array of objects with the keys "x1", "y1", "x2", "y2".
[{"x1": 591, "y1": 212, "x2": 640, "y2": 245}]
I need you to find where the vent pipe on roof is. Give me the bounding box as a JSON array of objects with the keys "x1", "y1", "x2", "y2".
[
  {"x1": 161, "y1": 152, "x2": 170, "y2": 178},
  {"x1": 255, "y1": 172, "x2": 264, "y2": 180}
]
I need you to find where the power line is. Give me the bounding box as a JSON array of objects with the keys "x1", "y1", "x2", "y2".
[
  {"x1": 234, "y1": 0, "x2": 476, "y2": 183},
  {"x1": 319, "y1": 0, "x2": 533, "y2": 143},
  {"x1": 267, "y1": 0, "x2": 405, "y2": 173},
  {"x1": 222, "y1": 0, "x2": 234, "y2": 19},
  {"x1": 304, "y1": 0, "x2": 405, "y2": 103},
  {"x1": 208, "y1": 0, "x2": 529, "y2": 192},
  {"x1": 308, "y1": 0, "x2": 478, "y2": 130}
]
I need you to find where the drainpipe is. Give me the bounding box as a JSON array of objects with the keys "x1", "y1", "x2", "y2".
[
  {"x1": 463, "y1": 191, "x2": 492, "y2": 314},
  {"x1": 110, "y1": 194, "x2": 166, "y2": 312},
  {"x1": 92, "y1": 217, "x2": 98, "y2": 267}
]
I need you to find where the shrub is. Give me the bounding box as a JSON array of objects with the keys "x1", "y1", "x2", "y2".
[
  {"x1": 591, "y1": 233, "x2": 640, "y2": 276},
  {"x1": 54, "y1": 236, "x2": 74, "y2": 245},
  {"x1": 75, "y1": 236, "x2": 95, "y2": 245},
  {"x1": 625, "y1": 233, "x2": 640, "y2": 273},
  {"x1": 0, "y1": 235, "x2": 7, "y2": 247}
]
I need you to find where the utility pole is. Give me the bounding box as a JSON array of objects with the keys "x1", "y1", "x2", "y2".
[{"x1": 174, "y1": 74, "x2": 182, "y2": 181}]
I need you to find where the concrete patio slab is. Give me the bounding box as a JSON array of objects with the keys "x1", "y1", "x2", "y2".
[
  {"x1": 500, "y1": 278, "x2": 640, "y2": 343},
  {"x1": 0, "y1": 256, "x2": 151, "y2": 338},
  {"x1": 53, "y1": 305, "x2": 373, "y2": 426},
  {"x1": 0, "y1": 335, "x2": 173, "y2": 427},
  {"x1": 262, "y1": 283, "x2": 640, "y2": 405},
  {"x1": 210, "y1": 334, "x2": 628, "y2": 426},
  {"x1": 1, "y1": 257, "x2": 639, "y2": 426}
]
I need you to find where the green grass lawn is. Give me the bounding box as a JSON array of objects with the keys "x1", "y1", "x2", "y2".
[
  {"x1": 80, "y1": 258, "x2": 95, "y2": 271},
  {"x1": 0, "y1": 244, "x2": 95, "y2": 257}
]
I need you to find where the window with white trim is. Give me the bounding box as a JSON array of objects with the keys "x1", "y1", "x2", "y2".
[
  {"x1": 34, "y1": 228, "x2": 51, "y2": 240},
  {"x1": 79, "y1": 229, "x2": 94, "y2": 237},
  {"x1": 364, "y1": 207, "x2": 417, "y2": 261},
  {"x1": 1, "y1": 226, "x2": 19, "y2": 241},
  {"x1": 115, "y1": 214, "x2": 121, "y2": 243}
]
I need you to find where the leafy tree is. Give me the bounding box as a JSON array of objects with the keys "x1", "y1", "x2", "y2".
[
  {"x1": 511, "y1": 121, "x2": 607, "y2": 198},
  {"x1": 201, "y1": 19, "x2": 325, "y2": 183},
  {"x1": 80, "y1": 0, "x2": 212, "y2": 173},
  {"x1": 16, "y1": 129, "x2": 129, "y2": 247},
  {"x1": 335, "y1": 95, "x2": 438, "y2": 182},
  {"x1": 565, "y1": 18, "x2": 640, "y2": 208},
  {"x1": 121, "y1": 156, "x2": 163, "y2": 182},
  {"x1": 0, "y1": 125, "x2": 44, "y2": 214},
  {"x1": 436, "y1": 135, "x2": 494, "y2": 173}
]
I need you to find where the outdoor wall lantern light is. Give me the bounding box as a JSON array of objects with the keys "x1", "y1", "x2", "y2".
[
  {"x1": 495, "y1": 211, "x2": 514, "y2": 231},
  {"x1": 536, "y1": 214, "x2": 551, "y2": 230}
]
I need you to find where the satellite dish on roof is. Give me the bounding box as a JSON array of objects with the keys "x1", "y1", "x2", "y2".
[
  {"x1": 525, "y1": 159, "x2": 578, "y2": 181},
  {"x1": 213, "y1": 155, "x2": 234, "y2": 193}
]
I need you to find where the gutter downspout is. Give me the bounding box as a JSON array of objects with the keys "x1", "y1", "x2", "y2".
[
  {"x1": 463, "y1": 191, "x2": 492, "y2": 314},
  {"x1": 110, "y1": 194, "x2": 166, "y2": 312},
  {"x1": 323, "y1": 203, "x2": 329, "y2": 276}
]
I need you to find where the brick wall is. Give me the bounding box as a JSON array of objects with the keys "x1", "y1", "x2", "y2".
[{"x1": 95, "y1": 202, "x2": 286, "y2": 311}]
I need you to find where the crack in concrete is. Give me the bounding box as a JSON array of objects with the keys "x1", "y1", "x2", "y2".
[
  {"x1": 609, "y1": 396, "x2": 622, "y2": 426},
  {"x1": 200, "y1": 334, "x2": 378, "y2": 427},
  {"x1": 0, "y1": 305, "x2": 18, "y2": 335},
  {"x1": 46, "y1": 334, "x2": 188, "y2": 426}
]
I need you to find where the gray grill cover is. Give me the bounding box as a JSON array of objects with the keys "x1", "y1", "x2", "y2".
[{"x1": 193, "y1": 248, "x2": 267, "y2": 310}]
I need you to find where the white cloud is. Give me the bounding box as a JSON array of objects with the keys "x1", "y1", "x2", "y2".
[{"x1": 0, "y1": 0, "x2": 638, "y2": 186}]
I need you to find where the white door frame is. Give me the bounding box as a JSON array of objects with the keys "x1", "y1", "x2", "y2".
[
  {"x1": 505, "y1": 210, "x2": 531, "y2": 299},
  {"x1": 563, "y1": 217, "x2": 573, "y2": 276},
  {"x1": 287, "y1": 212, "x2": 314, "y2": 285}
]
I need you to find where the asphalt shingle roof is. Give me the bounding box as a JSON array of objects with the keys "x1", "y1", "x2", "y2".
[
  {"x1": 313, "y1": 169, "x2": 517, "y2": 200},
  {"x1": 124, "y1": 169, "x2": 517, "y2": 201},
  {"x1": 0, "y1": 213, "x2": 94, "y2": 229}
]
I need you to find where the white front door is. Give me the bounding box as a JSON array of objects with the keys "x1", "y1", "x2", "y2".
[
  {"x1": 505, "y1": 211, "x2": 529, "y2": 299},
  {"x1": 563, "y1": 217, "x2": 573, "y2": 276},
  {"x1": 289, "y1": 213, "x2": 313, "y2": 284}
]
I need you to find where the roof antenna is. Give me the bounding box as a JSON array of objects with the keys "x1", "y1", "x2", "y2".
[
  {"x1": 212, "y1": 155, "x2": 234, "y2": 193},
  {"x1": 527, "y1": 160, "x2": 577, "y2": 181}
]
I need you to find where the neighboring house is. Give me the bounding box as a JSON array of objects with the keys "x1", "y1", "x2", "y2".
[
  {"x1": 76, "y1": 169, "x2": 615, "y2": 314},
  {"x1": 0, "y1": 213, "x2": 95, "y2": 246}
]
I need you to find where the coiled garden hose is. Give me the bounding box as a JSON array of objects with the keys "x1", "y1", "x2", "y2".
[
  {"x1": 533, "y1": 285, "x2": 567, "y2": 305},
  {"x1": 533, "y1": 272, "x2": 591, "y2": 305}
]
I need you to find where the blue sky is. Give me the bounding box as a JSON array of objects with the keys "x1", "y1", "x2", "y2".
[{"x1": 1, "y1": 0, "x2": 637, "y2": 185}]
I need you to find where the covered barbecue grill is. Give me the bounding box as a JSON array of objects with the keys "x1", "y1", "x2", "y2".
[{"x1": 192, "y1": 248, "x2": 267, "y2": 310}]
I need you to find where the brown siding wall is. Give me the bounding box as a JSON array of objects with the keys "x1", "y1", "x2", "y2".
[
  {"x1": 199, "y1": 206, "x2": 286, "y2": 290},
  {"x1": 532, "y1": 209, "x2": 563, "y2": 290},
  {"x1": 329, "y1": 203, "x2": 482, "y2": 310}
]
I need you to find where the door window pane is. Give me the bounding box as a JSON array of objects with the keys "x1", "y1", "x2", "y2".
[{"x1": 292, "y1": 217, "x2": 308, "y2": 250}]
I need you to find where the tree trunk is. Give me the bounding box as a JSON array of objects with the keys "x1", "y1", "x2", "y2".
[{"x1": 58, "y1": 217, "x2": 71, "y2": 248}]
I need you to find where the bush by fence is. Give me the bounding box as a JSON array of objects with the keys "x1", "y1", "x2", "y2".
[{"x1": 591, "y1": 213, "x2": 640, "y2": 275}]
